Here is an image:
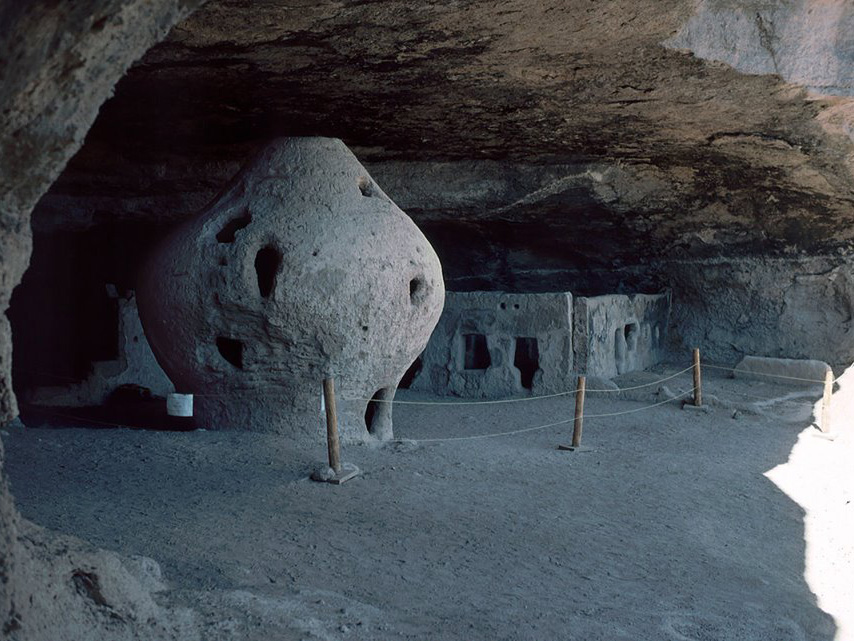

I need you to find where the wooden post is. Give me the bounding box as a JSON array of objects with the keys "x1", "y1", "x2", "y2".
[
  {"x1": 692, "y1": 348, "x2": 702, "y2": 407},
  {"x1": 322, "y1": 378, "x2": 342, "y2": 473},
  {"x1": 571, "y1": 376, "x2": 586, "y2": 448},
  {"x1": 820, "y1": 369, "x2": 833, "y2": 434}
]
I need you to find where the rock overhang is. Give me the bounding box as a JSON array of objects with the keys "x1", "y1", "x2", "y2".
[{"x1": 31, "y1": 0, "x2": 854, "y2": 273}]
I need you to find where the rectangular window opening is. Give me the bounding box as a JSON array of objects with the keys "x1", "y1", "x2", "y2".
[{"x1": 463, "y1": 334, "x2": 490, "y2": 370}]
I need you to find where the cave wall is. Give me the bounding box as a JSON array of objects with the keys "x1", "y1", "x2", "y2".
[
  {"x1": 5, "y1": 1, "x2": 854, "y2": 633},
  {"x1": 0, "y1": 1, "x2": 205, "y2": 637},
  {"x1": 27, "y1": 153, "x2": 854, "y2": 369}
]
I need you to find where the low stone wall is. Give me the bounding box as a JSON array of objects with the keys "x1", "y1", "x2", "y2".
[
  {"x1": 410, "y1": 289, "x2": 671, "y2": 397},
  {"x1": 410, "y1": 291, "x2": 574, "y2": 398},
  {"x1": 574, "y1": 292, "x2": 672, "y2": 379}
]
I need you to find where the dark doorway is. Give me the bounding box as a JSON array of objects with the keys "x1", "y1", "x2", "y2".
[
  {"x1": 514, "y1": 337, "x2": 539, "y2": 390},
  {"x1": 463, "y1": 334, "x2": 490, "y2": 370}
]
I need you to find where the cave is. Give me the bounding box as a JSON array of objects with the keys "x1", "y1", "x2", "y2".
[{"x1": 2, "y1": 1, "x2": 854, "y2": 639}]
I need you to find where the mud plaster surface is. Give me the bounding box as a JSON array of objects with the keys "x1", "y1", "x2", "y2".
[{"x1": 3, "y1": 365, "x2": 852, "y2": 641}]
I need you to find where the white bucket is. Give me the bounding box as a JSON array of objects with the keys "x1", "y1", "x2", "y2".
[{"x1": 167, "y1": 393, "x2": 194, "y2": 417}]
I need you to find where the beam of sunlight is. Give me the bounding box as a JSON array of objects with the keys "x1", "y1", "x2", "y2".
[{"x1": 764, "y1": 364, "x2": 854, "y2": 641}]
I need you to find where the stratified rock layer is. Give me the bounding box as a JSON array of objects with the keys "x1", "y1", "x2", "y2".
[{"x1": 136, "y1": 137, "x2": 444, "y2": 442}]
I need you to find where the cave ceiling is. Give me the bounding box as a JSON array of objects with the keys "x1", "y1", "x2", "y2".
[{"x1": 35, "y1": 0, "x2": 854, "y2": 277}]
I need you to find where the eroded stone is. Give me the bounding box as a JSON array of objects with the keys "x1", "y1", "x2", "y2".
[
  {"x1": 409, "y1": 289, "x2": 670, "y2": 398},
  {"x1": 136, "y1": 137, "x2": 444, "y2": 442}
]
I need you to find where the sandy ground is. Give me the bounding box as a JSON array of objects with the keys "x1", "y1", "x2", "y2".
[{"x1": 3, "y1": 364, "x2": 852, "y2": 641}]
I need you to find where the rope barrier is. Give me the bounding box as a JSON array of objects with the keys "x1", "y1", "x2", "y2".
[
  {"x1": 702, "y1": 363, "x2": 835, "y2": 385},
  {"x1": 17, "y1": 385, "x2": 699, "y2": 439},
  {"x1": 10, "y1": 350, "x2": 838, "y2": 441},
  {"x1": 726, "y1": 388, "x2": 822, "y2": 403},
  {"x1": 392, "y1": 389, "x2": 696, "y2": 444},
  {"x1": 348, "y1": 365, "x2": 696, "y2": 406}
]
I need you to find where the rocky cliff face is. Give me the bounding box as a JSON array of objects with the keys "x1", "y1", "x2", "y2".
[
  {"x1": 4, "y1": 1, "x2": 854, "y2": 635},
  {"x1": 27, "y1": 0, "x2": 854, "y2": 367},
  {"x1": 0, "y1": 1, "x2": 204, "y2": 637}
]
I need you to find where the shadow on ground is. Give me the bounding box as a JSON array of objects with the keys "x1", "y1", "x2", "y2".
[{"x1": 2, "y1": 366, "x2": 840, "y2": 640}]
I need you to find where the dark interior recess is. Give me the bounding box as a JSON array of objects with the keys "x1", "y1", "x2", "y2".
[
  {"x1": 8, "y1": 223, "x2": 165, "y2": 398},
  {"x1": 216, "y1": 336, "x2": 244, "y2": 369},
  {"x1": 463, "y1": 334, "x2": 491, "y2": 370},
  {"x1": 364, "y1": 389, "x2": 384, "y2": 434},
  {"x1": 409, "y1": 277, "x2": 425, "y2": 304},
  {"x1": 19, "y1": 384, "x2": 196, "y2": 431},
  {"x1": 216, "y1": 210, "x2": 252, "y2": 243},
  {"x1": 615, "y1": 327, "x2": 625, "y2": 362},
  {"x1": 514, "y1": 337, "x2": 540, "y2": 390},
  {"x1": 625, "y1": 323, "x2": 638, "y2": 351},
  {"x1": 358, "y1": 176, "x2": 375, "y2": 197},
  {"x1": 399, "y1": 356, "x2": 423, "y2": 389},
  {"x1": 254, "y1": 245, "x2": 282, "y2": 298}
]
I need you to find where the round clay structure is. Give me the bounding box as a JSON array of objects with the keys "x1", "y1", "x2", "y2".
[{"x1": 136, "y1": 137, "x2": 444, "y2": 442}]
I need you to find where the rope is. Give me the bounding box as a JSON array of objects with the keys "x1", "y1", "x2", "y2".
[
  {"x1": 583, "y1": 389, "x2": 696, "y2": 418},
  {"x1": 393, "y1": 389, "x2": 696, "y2": 443},
  {"x1": 703, "y1": 363, "x2": 833, "y2": 385},
  {"x1": 21, "y1": 387, "x2": 698, "y2": 441},
  {"x1": 350, "y1": 365, "x2": 696, "y2": 406},
  {"x1": 11, "y1": 356, "x2": 833, "y2": 444},
  {"x1": 591, "y1": 366, "x2": 695, "y2": 392}
]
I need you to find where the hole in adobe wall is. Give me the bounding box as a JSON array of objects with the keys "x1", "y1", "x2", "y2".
[
  {"x1": 514, "y1": 337, "x2": 539, "y2": 390},
  {"x1": 364, "y1": 389, "x2": 383, "y2": 434},
  {"x1": 358, "y1": 176, "x2": 376, "y2": 197},
  {"x1": 216, "y1": 337, "x2": 244, "y2": 369},
  {"x1": 254, "y1": 245, "x2": 282, "y2": 298},
  {"x1": 614, "y1": 327, "x2": 626, "y2": 364},
  {"x1": 624, "y1": 323, "x2": 639, "y2": 351},
  {"x1": 399, "y1": 356, "x2": 423, "y2": 389},
  {"x1": 463, "y1": 334, "x2": 490, "y2": 370},
  {"x1": 216, "y1": 211, "x2": 252, "y2": 243},
  {"x1": 363, "y1": 387, "x2": 394, "y2": 439},
  {"x1": 409, "y1": 277, "x2": 427, "y2": 304}
]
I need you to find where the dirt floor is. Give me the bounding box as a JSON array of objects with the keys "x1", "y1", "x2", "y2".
[{"x1": 3, "y1": 364, "x2": 852, "y2": 641}]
